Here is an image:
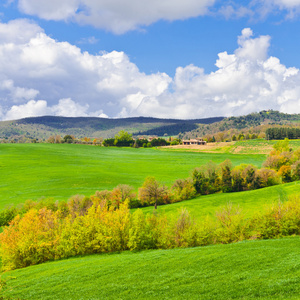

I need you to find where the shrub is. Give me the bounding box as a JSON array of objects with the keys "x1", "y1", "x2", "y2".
[
  {"x1": 171, "y1": 179, "x2": 196, "y2": 202},
  {"x1": 128, "y1": 209, "x2": 152, "y2": 251},
  {"x1": 215, "y1": 203, "x2": 248, "y2": 244},
  {"x1": 0, "y1": 206, "x2": 18, "y2": 227}
]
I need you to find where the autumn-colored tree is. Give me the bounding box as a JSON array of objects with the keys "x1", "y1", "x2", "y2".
[
  {"x1": 256, "y1": 168, "x2": 279, "y2": 187},
  {"x1": 47, "y1": 136, "x2": 55, "y2": 143},
  {"x1": 55, "y1": 135, "x2": 61, "y2": 143},
  {"x1": 138, "y1": 177, "x2": 168, "y2": 209},
  {"x1": 111, "y1": 184, "x2": 136, "y2": 209},
  {"x1": 263, "y1": 149, "x2": 292, "y2": 171},
  {"x1": 278, "y1": 165, "x2": 292, "y2": 183}
]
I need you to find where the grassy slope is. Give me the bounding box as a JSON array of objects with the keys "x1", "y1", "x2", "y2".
[
  {"x1": 2, "y1": 237, "x2": 300, "y2": 300},
  {"x1": 139, "y1": 181, "x2": 300, "y2": 219},
  {"x1": 0, "y1": 143, "x2": 266, "y2": 209}
]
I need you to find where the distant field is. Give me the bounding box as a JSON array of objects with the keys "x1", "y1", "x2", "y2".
[
  {"x1": 0, "y1": 143, "x2": 267, "y2": 209},
  {"x1": 166, "y1": 139, "x2": 300, "y2": 155},
  {"x1": 230, "y1": 139, "x2": 300, "y2": 154},
  {"x1": 2, "y1": 237, "x2": 300, "y2": 299}
]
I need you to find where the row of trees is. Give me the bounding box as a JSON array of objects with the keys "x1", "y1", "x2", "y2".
[
  {"x1": 266, "y1": 127, "x2": 300, "y2": 140},
  {"x1": 46, "y1": 131, "x2": 181, "y2": 147},
  {"x1": 137, "y1": 138, "x2": 300, "y2": 208},
  {"x1": 102, "y1": 130, "x2": 174, "y2": 147},
  {"x1": 47, "y1": 135, "x2": 103, "y2": 145}
]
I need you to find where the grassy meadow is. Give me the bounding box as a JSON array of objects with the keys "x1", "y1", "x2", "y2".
[
  {"x1": 0, "y1": 143, "x2": 267, "y2": 209},
  {"x1": 2, "y1": 237, "x2": 300, "y2": 299},
  {"x1": 1, "y1": 140, "x2": 300, "y2": 299}
]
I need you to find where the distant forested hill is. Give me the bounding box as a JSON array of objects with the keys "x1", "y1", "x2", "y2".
[
  {"x1": 1, "y1": 110, "x2": 299, "y2": 143},
  {"x1": 183, "y1": 110, "x2": 300, "y2": 140},
  {"x1": 0, "y1": 115, "x2": 223, "y2": 142}
]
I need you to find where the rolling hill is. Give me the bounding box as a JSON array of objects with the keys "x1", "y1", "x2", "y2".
[
  {"x1": 0, "y1": 115, "x2": 224, "y2": 142},
  {"x1": 2, "y1": 237, "x2": 300, "y2": 299},
  {"x1": 183, "y1": 110, "x2": 300, "y2": 140}
]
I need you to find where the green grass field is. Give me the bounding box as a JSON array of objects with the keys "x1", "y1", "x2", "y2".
[
  {"x1": 0, "y1": 143, "x2": 267, "y2": 209},
  {"x1": 1, "y1": 141, "x2": 300, "y2": 300},
  {"x1": 2, "y1": 237, "x2": 300, "y2": 300}
]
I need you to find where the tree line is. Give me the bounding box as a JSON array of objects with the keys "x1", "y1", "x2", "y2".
[
  {"x1": 265, "y1": 127, "x2": 300, "y2": 140},
  {"x1": 102, "y1": 130, "x2": 178, "y2": 147}
]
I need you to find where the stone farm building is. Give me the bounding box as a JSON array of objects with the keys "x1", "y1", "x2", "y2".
[{"x1": 182, "y1": 138, "x2": 206, "y2": 146}]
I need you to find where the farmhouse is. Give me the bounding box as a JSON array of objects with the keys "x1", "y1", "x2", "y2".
[{"x1": 182, "y1": 138, "x2": 206, "y2": 146}]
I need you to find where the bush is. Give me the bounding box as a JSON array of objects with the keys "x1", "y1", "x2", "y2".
[
  {"x1": 0, "y1": 206, "x2": 18, "y2": 227},
  {"x1": 171, "y1": 179, "x2": 196, "y2": 202}
]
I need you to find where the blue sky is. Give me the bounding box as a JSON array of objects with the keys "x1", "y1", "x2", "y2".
[{"x1": 1, "y1": 0, "x2": 300, "y2": 120}]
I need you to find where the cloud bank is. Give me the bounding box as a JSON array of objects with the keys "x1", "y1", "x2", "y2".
[
  {"x1": 8, "y1": 1, "x2": 300, "y2": 34},
  {"x1": 0, "y1": 19, "x2": 300, "y2": 120},
  {"x1": 16, "y1": 0, "x2": 215, "y2": 34}
]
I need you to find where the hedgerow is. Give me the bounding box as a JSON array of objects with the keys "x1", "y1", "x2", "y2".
[{"x1": 1, "y1": 197, "x2": 300, "y2": 271}]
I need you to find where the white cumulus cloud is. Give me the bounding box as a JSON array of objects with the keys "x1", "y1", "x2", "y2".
[
  {"x1": 15, "y1": 0, "x2": 215, "y2": 34},
  {"x1": 1, "y1": 19, "x2": 300, "y2": 121},
  {"x1": 0, "y1": 19, "x2": 171, "y2": 120}
]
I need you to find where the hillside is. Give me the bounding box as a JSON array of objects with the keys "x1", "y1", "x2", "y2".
[
  {"x1": 2, "y1": 237, "x2": 300, "y2": 299},
  {"x1": 1, "y1": 110, "x2": 300, "y2": 142},
  {"x1": 0, "y1": 115, "x2": 223, "y2": 142},
  {"x1": 183, "y1": 110, "x2": 300, "y2": 140}
]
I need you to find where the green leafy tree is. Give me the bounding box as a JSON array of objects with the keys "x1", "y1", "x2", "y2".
[
  {"x1": 220, "y1": 160, "x2": 232, "y2": 193},
  {"x1": 103, "y1": 138, "x2": 115, "y2": 147},
  {"x1": 273, "y1": 138, "x2": 290, "y2": 154},
  {"x1": 192, "y1": 168, "x2": 210, "y2": 195},
  {"x1": 114, "y1": 130, "x2": 134, "y2": 147},
  {"x1": 63, "y1": 135, "x2": 74, "y2": 143},
  {"x1": 232, "y1": 168, "x2": 243, "y2": 192},
  {"x1": 206, "y1": 161, "x2": 221, "y2": 193}
]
